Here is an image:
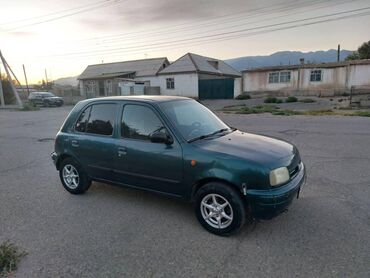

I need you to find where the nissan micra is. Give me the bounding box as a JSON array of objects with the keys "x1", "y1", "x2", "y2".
[{"x1": 52, "y1": 96, "x2": 306, "y2": 236}]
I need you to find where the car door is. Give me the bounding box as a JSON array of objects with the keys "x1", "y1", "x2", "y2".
[
  {"x1": 115, "y1": 103, "x2": 183, "y2": 196},
  {"x1": 70, "y1": 102, "x2": 118, "y2": 181}
]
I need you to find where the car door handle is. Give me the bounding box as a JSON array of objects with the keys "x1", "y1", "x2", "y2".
[
  {"x1": 118, "y1": 147, "x2": 127, "y2": 157},
  {"x1": 71, "y1": 140, "x2": 79, "y2": 147}
]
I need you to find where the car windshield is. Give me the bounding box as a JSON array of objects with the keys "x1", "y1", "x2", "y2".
[{"x1": 160, "y1": 99, "x2": 230, "y2": 142}]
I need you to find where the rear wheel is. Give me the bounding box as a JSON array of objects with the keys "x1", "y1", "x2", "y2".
[
  {"x1": 59, "y1": 157, "x2": 91, "y2": 194},
  {"x1": 194, "y1": 182, "x2": 247, "y2": 236}
]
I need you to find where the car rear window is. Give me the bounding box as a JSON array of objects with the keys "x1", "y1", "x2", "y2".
[
  {"x1": 75, "y1": 106, "x2": 91, "y2": 133},
  {"x1": 75, "y1": 104, "x2": 116, "y2": 136}
]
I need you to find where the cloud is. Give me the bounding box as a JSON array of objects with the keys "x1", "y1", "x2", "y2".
[{"x1": 77, "y1": 0, "x2": 263, "y2": 29}]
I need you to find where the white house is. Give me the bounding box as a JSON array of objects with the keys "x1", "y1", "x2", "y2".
[
  {"x1": 78, "y1": 53, "x2": 242, "y2": 99},
  {"x1": 158, "y1": 53, "x2": 242, "y2": 99},
  {"x1": 242, "y1": 59, "x2": 370, "y2": 97}
]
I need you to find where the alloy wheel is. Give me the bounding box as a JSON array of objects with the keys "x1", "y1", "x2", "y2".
[{"x1": 200, "y1": 193, "x2": 233, "y2": 229}]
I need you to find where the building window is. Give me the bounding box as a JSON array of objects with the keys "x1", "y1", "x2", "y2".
[
  {"x1": 106, "y1": 80, "x2": 113, "y2": 95},
  {"x1": 268, "y1": 72, "x2": 280, "y2": 83},
  {"x1": 166, "y1": 78, "x2": 175, "y2": 89},
  {"x1": 269, "y1": 71, "x2": 292, "y2": 83},
  {"x1": 279, "y1": 71, "x2": 291, "y2": 83},
  {"x1": 310, "y1": 70, "x2": 322, "y2": 82},
  {"x1": 85, "y1": 80, "x2": 96, "y2": 96}
]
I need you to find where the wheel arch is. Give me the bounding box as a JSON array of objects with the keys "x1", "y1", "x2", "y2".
[{"x1": 190, "y1": 177, "x2": 244, "y2": 202}]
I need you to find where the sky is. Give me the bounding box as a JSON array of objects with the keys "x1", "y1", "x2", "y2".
[{"x1": 0, "y1": 0, "x2": 369, "y2": 84}]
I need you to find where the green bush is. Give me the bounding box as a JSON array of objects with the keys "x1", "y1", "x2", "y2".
[
  {"x1": 0, "y1": 241, "x2": 27, "y2": 276},
  {"x1": 264, "y1": 97, "x2": 283, "y2": 103},
  {"x1": 235, "y1": 94, "x2": 251, "y2": 100},
  {"x1": 18, "y1": 102, "x2": 40, "y2": 111},
  {"x1": 285, "y1": 96, "x2": 298, "y2": 103},
  {"x1": 299, "y1": 98, "x2": 316, "y2": 103}
]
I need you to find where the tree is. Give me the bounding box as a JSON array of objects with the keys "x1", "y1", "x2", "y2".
[{"x1": 346, "y1": 40, "x2": 370, "y2": 60}]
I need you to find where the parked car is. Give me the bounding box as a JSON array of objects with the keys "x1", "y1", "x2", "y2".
[
  {"x1": 28, "y1": 92, "x2": 64, "y2": 107},
  {"x1": 51, "y1": 96, "x2": 306, "y2": 236}
]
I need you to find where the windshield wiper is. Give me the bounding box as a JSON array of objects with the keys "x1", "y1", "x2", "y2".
[{"x1": 188, "y1": 128, "x2": 231, "y2": 143}]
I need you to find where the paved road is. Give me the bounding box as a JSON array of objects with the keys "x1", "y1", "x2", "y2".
[{"x1": 0, "y1": 106, "x2": 369, "y2": 277}]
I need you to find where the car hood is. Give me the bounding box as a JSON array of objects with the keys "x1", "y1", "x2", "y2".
[
  {"x1": 195, "y1": 130, "x2": 298, "y2": 170},
  {"x1": 47, "y1": 96, "x2": 62, "y2": 100}
]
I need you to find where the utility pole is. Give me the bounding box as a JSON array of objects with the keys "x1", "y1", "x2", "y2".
[
  {"x1": 337, "y1": 44, "x2": 341, "y2": 62},
  {"x1": 45, "y1": 68, "x2": 48, "y2": 88},
  {"x1": 23, "y1": 64, "x2": 30, "y2": 96},
  {"x1": 0, "y1": 50, "x2": 23, "y2": 107},
  {"x1": 0, "y1": 66, "x2": 5, "y2": 107}
]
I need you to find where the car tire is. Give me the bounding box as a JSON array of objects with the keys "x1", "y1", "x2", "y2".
[
  {"x1": 59, "y1": 157, "x2": 91, "y2": 194},
  {"x1": 194, "y1": 182, "x2": 247, "y2": 236}
]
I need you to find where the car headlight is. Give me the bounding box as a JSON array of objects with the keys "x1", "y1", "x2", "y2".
[{"x1": 269, "y1": 167, "x2": 289, "y2": 186}]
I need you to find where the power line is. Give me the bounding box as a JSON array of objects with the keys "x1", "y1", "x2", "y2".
[
  {"x1": 51, "y1": 0, "x2": 331, "y2": 45},
  {"x1": 40, "y1": 6, "x2": 370, "y2": 58},
  {"x1": 0, "y1": 0, "x2": 113, "y2": 26},
  {"x1": 2, "y1": 0, "x2": 124, "y2": 32},
  {"x1": 63, "y1": 0, "x2": 352, "y2": 51},
  {"x1": 35, "y1": 9, "x2": 370, "y2": 62}
]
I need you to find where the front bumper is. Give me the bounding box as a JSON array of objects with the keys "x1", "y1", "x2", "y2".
[
  {"x1": 246, "y1": 163, "x2": 306, "y2": 219},
  {"x1": 51, "y1": 151, "x2": 58, "y2": 167}
]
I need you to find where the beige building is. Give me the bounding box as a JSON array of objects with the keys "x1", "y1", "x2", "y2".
[{"x1": 242, "y1": 59, "x2": 370, "y2": 97}]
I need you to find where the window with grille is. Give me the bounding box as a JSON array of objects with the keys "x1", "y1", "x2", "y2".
[
  {"x1": 310, "y1": 70, "x2": 322, "y2": 82},
  {"x1": 268, "y1": 72, "x2": 279, "y2": 83},
  {"x1": 279, "y1": 71, "x2": 291, "y2": 83},
  {"x1": 166, "y1": 78, "x2": 175, "y2": 89}
]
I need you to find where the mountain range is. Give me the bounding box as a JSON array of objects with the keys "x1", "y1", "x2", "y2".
[{"x1": 225, "y1": 49, "x2": 353, "y2": 71}]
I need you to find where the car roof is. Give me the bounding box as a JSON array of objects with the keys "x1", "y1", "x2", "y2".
[{"x1": 81, "y1": 95, "x2": 191, "y2": 104}]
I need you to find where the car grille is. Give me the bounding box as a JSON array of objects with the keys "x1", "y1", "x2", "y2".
[
  {"x1": 289, "y1": 164, "x2": 300, "y2": 179},
  {"x1": 287, "y1": 151, "x2": 301, "y2": 180}
]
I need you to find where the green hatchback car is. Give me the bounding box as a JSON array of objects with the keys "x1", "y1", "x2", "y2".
[{"x1": 52, "y1": 96, "x2": 306, "y2": 236}]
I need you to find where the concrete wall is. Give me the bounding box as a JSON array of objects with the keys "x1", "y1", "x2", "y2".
[
  {"x1": 134, "y1": 76, "x2": 161, "y2": 87},
  {"x1": 157, "y1": 73, "x2": 199, "y2": 97},
  {"x1": 244, "y1": 70, "x2": 299, "y2": 92},
  {"x1": 243, "y1": 64, "x2": 370, "y2": 96},
  {"x1": 234, "y1": 77, "x2": 242, "y2": 98},
  {"x1": 348, "y1": 65, "x2": 370, "y2": 86},
  {"x1": 299, "y1": 67, "x2": 346, "y2": 90}
]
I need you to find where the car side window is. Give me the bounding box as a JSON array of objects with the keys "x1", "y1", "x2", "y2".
[
  {"x1": 75, "y1": 106, "x2": 91, "y2": 133},
  {"x1": 121, "y1": 104, "x2": 165, "y2": 140},
  {"x1": 85, "y1": 104, "x2": 116, "y2": 136}
]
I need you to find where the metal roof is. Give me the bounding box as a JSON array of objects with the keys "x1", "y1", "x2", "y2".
[
  {"x1": 243, "y1": 59, "x2": 370, "y2": 73},
  {"x1": 78, "y1": 57, "x2": 169, "y2": 80},
  {"x1": 159, "y1": 53, "x2": 241, "y2": 77}
]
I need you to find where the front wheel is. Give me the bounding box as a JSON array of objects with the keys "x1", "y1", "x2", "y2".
[
  {"x1": 59, "y1": 157, "x2": 91, "y2": 194},
  {"x1": 194, "y1": 182, "x2": 247, "y2": 236}
]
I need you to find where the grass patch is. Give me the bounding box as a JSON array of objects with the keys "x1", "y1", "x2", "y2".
[
  {"x1": 236, "y1": 105, "x2": 280, "y2": 114},
  {"x1": 299, "y1": 98, "x2": 316, "y2": 103},
  {"x1": 18, "y1": 102, "x2": 39, "y2": 111},
  {"x1": 302, "y1": 109, "x2": 334, "y2": 116},
  {"x1": 0, "y1": 241, "x2": 27, "y2": 277},
  {"x1": 285, "y1": 96, "x2": 298, "y2": 103},
  {"x1": 350, "y1": 111, "x2": 370, "y2": 117},
  {"x1": 235, "y1": 94, "x2": 251, "y2": 100},
  {"x1": 222, "y1": 104, "x2": 370, "y2": 117},
  {"x1": 264, "y1": 97, "x2": 283, "y2": 104}
]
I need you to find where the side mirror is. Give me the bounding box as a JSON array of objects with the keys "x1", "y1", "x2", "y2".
[{"x1": 150, "y1": 131, "x2": 173, "y2": 145}]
